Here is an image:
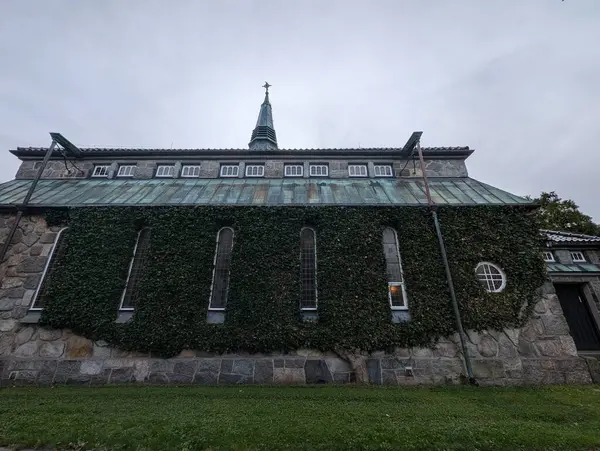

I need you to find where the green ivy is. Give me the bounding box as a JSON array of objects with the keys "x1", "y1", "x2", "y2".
[{"x1": 39, "y1": 206, "x2": 546, "y2": 358}]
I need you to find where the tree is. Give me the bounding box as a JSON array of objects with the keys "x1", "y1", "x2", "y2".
[{"x1": 532, "y1": 192, "x2": 600, "y2": 236}]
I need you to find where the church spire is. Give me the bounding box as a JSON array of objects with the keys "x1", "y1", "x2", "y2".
[{"x1": 249, "y1": 82, "x2": 278, "y2": 150}]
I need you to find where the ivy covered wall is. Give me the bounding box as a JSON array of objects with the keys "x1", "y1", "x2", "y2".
[{"x1": 40, "y1": 206, "x2": 546, "y2": 358}]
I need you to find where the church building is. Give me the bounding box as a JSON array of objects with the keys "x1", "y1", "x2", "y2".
[{"x1": 0, "y1": 85, "x2": 596, "y2": 385}]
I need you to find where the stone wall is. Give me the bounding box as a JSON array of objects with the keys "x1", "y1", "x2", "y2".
[
  {"x1": 0, "y1": 214, "x2": 594, "y2": 386},
  {"x1": 15, "y1": 158, "x2": 468, "y2": 180}
]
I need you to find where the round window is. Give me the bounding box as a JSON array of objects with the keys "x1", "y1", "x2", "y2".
[{"x1": 475, "y1": 262, "x2": 506, "y2": 293}]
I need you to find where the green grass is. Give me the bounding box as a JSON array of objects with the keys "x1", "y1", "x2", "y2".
[{"x1": 1, "y1": 386, "x2": 600, "y2": 450}]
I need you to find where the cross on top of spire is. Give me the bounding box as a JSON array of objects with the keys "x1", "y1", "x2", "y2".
[{"x1": 263, "y1": 81, "x2": 271, "y2": 93}]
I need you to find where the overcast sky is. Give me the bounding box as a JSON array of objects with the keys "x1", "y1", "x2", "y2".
[{"x1": 1, "y1": 1, "x2": 599, "y2": 219}]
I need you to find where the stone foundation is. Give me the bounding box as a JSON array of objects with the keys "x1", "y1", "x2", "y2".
[{"x1": 0, "y1": 214, "x2": 596, "y2": 386}]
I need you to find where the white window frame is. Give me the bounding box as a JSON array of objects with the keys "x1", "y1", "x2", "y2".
[
  {"x1": 300, "y1": 227, "x2": 318, "y2": 311},
  {"x1": 383, "y1": 228, "x2": 408, "y2": 311},
  {"x1": 220, "y1": 165, "x2": 240, "y2": 178},
  {"x1": 284, "y1": 165, "x2": 303, "y2": 177},
  {"x1": 543, "y1": 251, "x2": 555, "y2": 263},
  {"x1": 208, "y1": 227, "x2": 235, "y2": 311},
  {"x1": 30, "y1": 227, "x2": 69, "y2": 310},
  {"x1": 119, "y1": 228, "x2": 151, "y2": 311},
  {"x1": 245, "y1": 165, "x2": 265, "y2": 177},
  {"x1": 92, "y1": 165, "x2": 110, "y2": 178},
  {"x1": 309, "y1": 165, "x2": 328, "y2": 177},
  {"x1": 181, "y1": 165, "x2": 201, "y2": 178},
  {"x1": 571, "y1": 251, "x2": 586, "y2": 263},
  {"x1": 348, "y1": 164, "x2": 368, "y2": 177},
  {"x1": 475, "y1": 262, "x2": 507, "y2": 293},
  {"x1": 374, "y1": 165, "x2": 393, "y2": 177},
  {"x1": 156, "y1": 165, "x2": 175, "y2": 178},
  {"x1": 117, "y1": 165, "x2": 136, "y2": 177}
]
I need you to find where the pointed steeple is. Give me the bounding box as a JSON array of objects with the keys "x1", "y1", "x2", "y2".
[{"x1": 249, "y1": 82, "x2": 278, "y2": 150}]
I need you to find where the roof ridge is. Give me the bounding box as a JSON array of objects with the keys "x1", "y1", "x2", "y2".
[{"x1": 542, "y1": 229, "x2": 600, "y2": 240}]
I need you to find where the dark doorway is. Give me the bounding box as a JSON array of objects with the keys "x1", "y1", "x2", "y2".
[{"x1": 555, "y1": 284, "x2": 600, "y2": 351}]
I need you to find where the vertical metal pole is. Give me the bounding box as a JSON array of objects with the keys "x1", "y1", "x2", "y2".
[
  {"x1": 416, "y1": 141, "x2": 475, "y2": 383},
  {"x1": 0, "y1": 141, "x2": 57, "y2": 267}
]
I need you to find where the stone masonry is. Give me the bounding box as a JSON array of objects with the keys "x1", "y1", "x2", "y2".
[{"x1": 0, "y1": 214, "x2": 595, "y2": 386}]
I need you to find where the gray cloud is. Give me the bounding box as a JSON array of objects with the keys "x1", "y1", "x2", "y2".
[{"x1": 1, "y1": 0, "x2": 599, "y2": 219}]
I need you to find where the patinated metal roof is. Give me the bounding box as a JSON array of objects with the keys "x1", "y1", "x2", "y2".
[
  {"x1": 546, "y1": 262, "x2": 600, "y2": 273},
  {"x1": 0, "y1": 177, "x2": 531, "y2": 208},
  {"x1": 543, "y1": 230, "x2": 600, "y2": 244}
]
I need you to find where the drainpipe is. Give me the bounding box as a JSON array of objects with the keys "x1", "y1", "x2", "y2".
[
  {"x1": 415, "y1": 140, "x2": 476, "y2": 385},
  {"x1": 0, "y1": 140, "x2": 57, "y2": 269}
]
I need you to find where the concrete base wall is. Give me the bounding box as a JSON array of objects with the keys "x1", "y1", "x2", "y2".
[{"x1": 0, "y1": 214, "x2": 595, "y2": 386}]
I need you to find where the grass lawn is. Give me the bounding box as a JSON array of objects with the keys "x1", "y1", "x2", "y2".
[{"x1": 1, "y1": 385, "x2": 600, "y2": 450}]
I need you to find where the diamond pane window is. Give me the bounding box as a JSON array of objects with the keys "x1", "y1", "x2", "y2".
[
  {"x1": 120, "y1": 228, "x2": 152, "y2": 310},
  {"x1": 348, "y1": 165, "x2": 368, "y2": 177},
  {"x1": 245, "y1": 165, "x2": 265, "y2": 177},
  {"x1": 475, "y1": 262, "x2": 506, "y2": 293},
  {"x1": 117, "y1": 165, "x2": 136, "y2": 177},
  {"x1": 300, "y1": 227, "x2": 318, "y2": 310},
  {"x1": 309, "y1": 165, "x2": 328, "y2": 177},
  {"x1": 156, "y1": 165, "x2": 175, "y2": 177},
  {"x1": 220, "y1": 165, "x2": 239, "y2": 177},
  {"x1": 571, "y1": 251, "x2": 586, "y2": 263},
  {"x1": 374, "y1": 165, "x2": 393, "y2": 177},
  {"x1": 92, "y1": 165, "x2": 110, "y2": 177},
  {"x1": 284, "y1": 165, "x2": 303, "y2": 177},
  {"x1": 30, "y1": 228, "x2": 69, "y2": 310},
  {"x1": 181, "y1": 165, "x2": 201, "y2": 178},
  {"x1": 209, "y1": 228, "x2": 234, "y2": 310},
  {"x1": 382, "y1": 227, "x2": 407, "y2": 309}
]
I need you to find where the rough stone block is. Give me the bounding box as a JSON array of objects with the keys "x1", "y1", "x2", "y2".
[
  {"x1": 23, "y1": 275, "x2": 40, "y2": 290},
  {"x1": 411, "y1": 348, "x2": 433, "y2": 358},
  {"x1": 93, "y1": 343, "x2": 111, "y2": 358},
  {"x1": 0, "y1": 319, "x2": 17, "y2": 332},
  {"x1": 305, "y1": 359, "x2": 332, "y2": 384},
  {"x1": 39, "y1": 233, "x2": 57, "y2": 244},
  {"x1": 232, "y1": 359, "x2": 254, "y2": 376},
  {"x1": 54, "y1": 360, "x2": 83, "y2": 384},
  {"x1": 273, "y1": 368, "x2": 305, "y2": 384},
  {"x1": 433, "y1": 342, "x2": 458, "y2": 358},
  {"x1": 546, "y1": 295, "x2": 564, "y2": 315},
  {"x1": 37, "y1": 360, "x2": 58, "y2": 384},
  {"x1": 220, "y1": 359, "x2": 234, "y2": 373},
  {"x1": 284, "y1": 358, "x2": 305, "y2": 368},
  {"x1": 106, "y1": 358, "x2": 137, "y2": 369},
  {"x1": 274, "y1": 358, "x2": 284, "y2": 368},
  {"x1": 381, "y1": 370, "x2": 398, "y2": 385},
  {"x1": 66, "y1": 336, "x2": 93, "y2": 358},
  {"x1": 133, "y1": 360, "x2": 150, "y2": 382},
  {"x1": 171, "y1": 361, "x2": 198, "y2": 383},
  {"x1": 14, "y1": 341, "x2": 38, "y2": 357},
  {"x1": 18, "y1": 257, "x2": 47, "y2": 274},
  {"x1": 332, "y1": 372, "x2": 351, "y2": 383},
  {"x1": 38, "y1": 328, "x2": 61, "y2": 341},
  {"x1": 197, "y1": 359, "x2": 221, "y2": 373},
  {"x1": 29, "y1": 244, "x2": 43, "y2": 256},
  {"x1": 558, "y1": 336, "x2": 578, "y2": 357},
  {"x1": 88, "y1": 369, "x2": 111, "y2": 385},
  {"x1": 565, "y1": 370, "x2": 592, "y2": 384},
  {"x1": 497, "y1": 334, "x2": 518, "y2": 358},
  {"x1": 109, "y1": 367, "x2": 134, "y2": 383},
  {"x1": 254, "y1": 360, "x2": 274, "y2": 384},
  {"x1": 477, "y1": 335, "x2": 498, "y2": 358},
  {"x1": 541, "y1": 315, "x2": 570, "y2": 336},
  {"x1": 536, "y1": 339, "x2": 564, "y2": 357},
  {"x1": 0, "y1": 298, "x2": 16, "y2": 311},
  {"x1": 80, "y1": 360, "x2": 103, "y2": 376},
  {"x1": 15, "y1": 327, "x2": 34, "y2": 346},
  {"x1": 471, "y1": 359, "x2": 504, "y2": 379},
  {"x1": 39, "y1": 341, "x2": 65, "y2": 358},
  {"x1": 193, "y1": 371, "x2": 218, "y2": 385}
]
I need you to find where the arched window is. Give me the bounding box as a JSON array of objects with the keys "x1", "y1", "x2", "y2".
[
  {"x1": 120, "y1": 228, "x2": 152, "y2": 310},
  {"x1": 30, "y1": 227, "x2": 69, "y2": 310},
  {"x1": 209, "y1": 227, "x2": 234, "y2": 310},
  {"x1": 300, "y1": 227, "x2": 318, "y2": 310},
  {"x1": 382, "y1": 227, "x2": 407, "y2": 309},
  {"x1": 475, "y1": 262, "x2": 506, "y2": 293}
]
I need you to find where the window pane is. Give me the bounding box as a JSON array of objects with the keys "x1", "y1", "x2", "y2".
[
  {"x1": 121, "y1": 228, "x2": 152, "y2": 309},
  {"x1": 31, "y1": 228, "x2": 69, "y2": 309},
  {"x1": 209, "y1": 228, "x2": 234, "y2": 309},
  {"x1": 300, "y1": 228, "x2": 317, "y2": 309},
  {"x1": 389, "y1": 283, "x2": 405, "y2": 308}
]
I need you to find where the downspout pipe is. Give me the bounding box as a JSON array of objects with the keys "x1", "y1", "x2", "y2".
[
  {"x1": 415, "y1": 140, "x2": 476, "y2": 385},
  {"x1": 0, "y1": 140, "x2": 57, "y2": 269}
]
